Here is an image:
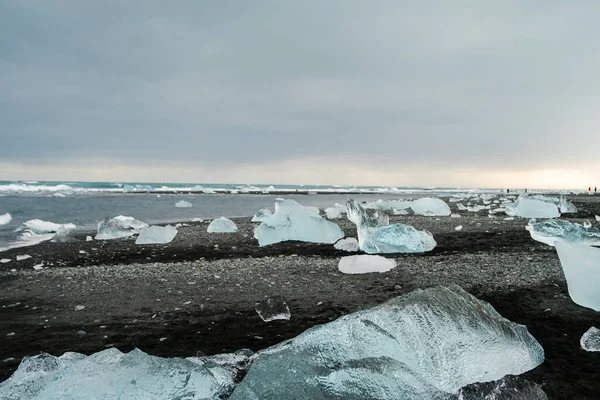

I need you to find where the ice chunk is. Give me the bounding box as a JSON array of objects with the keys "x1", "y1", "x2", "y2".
[
  {"x1": 338, "y1": 255, "x2": 397, "y2": 274},
  {"x1": 0, "y1": 212, "x2": 12, "y2": 225},
  {"x1": 580, "y1": 326, "x2": 600, "y2": 352},
  {"x1": 33, "y1": 263, "x2": 44, "y2": 270},
  {"x1": 457, "y1": 203, "x2": 467, "y2": 211},
  {"x1": 559, "y1": 195, "x2": 577, "y2": 214},
  {"x1": 51, "y1": 225, "x2": 77, "y2": 243},
  {"x1": 324, "y1": 205, "x2": 346, "y2": 219},
  {"x1": 411, "y1": 197, "x2": 451, "y2": 216},
  {"x1": 191, "y1": 217, "x2": 204, "y2": 222},
  {"x1": 251, "y1": 208, "x2": 272, "y2": 222},
  {"x1": 583, "y1": 220, "x2": 592, "y2": 228},
  {"x1": 458, "y1": 375, "x2": 547, "y2": 399},
  {"x1": 596, "y1": 215, "x2": 600, "y2": 222},
  {"x1": 254, "y1": 200, "x2": 343, "y2": 246},
  {"x1": 255, "y1": 296, "x2": 291, "y2": 322},
  {"x1": 364, "y1": 199, "x2": 412, "y2": 211},
  {"x1": 16, "y1": 255, "x2": 31, "y2": 261},
  {"x1": 505, "y1": 196, "x2": 560, "y2": 218},
  {"x1": 207, "y1": 217, "x2": 238, "y2": 233},
  {"x1": 229, "y1": 285, "x2": 544, "y2": 399},
  {"x1": 0, "y1": 348, "x2": 239, "y2": 400},
  {"x1": 451, "y1": 213, "x2": 461, "y2": 218},
  {"x1": 135, "y1": 225, "x2": 178, "y2": 245},
  {"x1": 555, "y1": 241, "x2": 600, "y2": 311},
  {"x1": 0, "y1": 259, "x2": 11, "y2": 263},
  {"x1": 527, "y1": 219, "x2": 600, "y2": 247},
  {"x1": 347, "y1": 200, "x2": 436, "y2": 254},
  {"x1": 334, "y1": 237, "x2": 359, "y2": 252},
  {"x1": 175, "y1": 200, "x2": 193, "y2": 208},
  {"x1": 95, "y1": 216, "x2": 148, "y2": 240},
  {"x1": 455, "y1": 225, "x2": 463, "y2": 231},
  {"x1": 86, "y1": 236, "x2": 92, "y2": 242},
  {"x1": 24, "y1": 220, "x2": 75, "y2": 234}
]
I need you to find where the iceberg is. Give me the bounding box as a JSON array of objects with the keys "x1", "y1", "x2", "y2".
[
  {"x1": 505, "y1": 196, "x2": 560, "y2": 218},
  {"x1": 95, "y1": 216, "x2": 148, "y2": 240},
  {"x1": 580, "y1": 327, "x2": 600, "y2": 352},
  {"x1": 255, "y1": 296, "x2": 291, "y2": 322},
  {"x1": 229, "y1": 285, "x2": 544, "y2": 400},
  {"x1": 251, "y1": 208, "x2": 272, "y2": 222},
  {"x1": 555, "y1": 241, "x2": 600, "y2": 311},
  {"x1": 527, "y1": 219, "x2": 600, "y2": 247},
  {"x1": 457, "y1": 375, "x2": 547, "y2": 399},
  {"x1": 411, "y1": 197, "x2": 451, "y2": 216},
  {"x1": 334, "y1": 237, "x2": 359, "y2": 252},
  {"x1": 135, "y1": 225, "x2": 178, "y2": 245},
  {"x1": 0, "y1": 212, "x2": 12, "y2": 225},
  {"x1": 254, "y1": 200, "x2": 343, "y2": 246},
  {"x1": 338, "y1": 255, "x2": 397, "y2": 274},
  {"x1": 347, "y1": 200, "x2": 436, "y2": 254},
  {"x1": 207, "y1": 217, "x2": 238, "y2": 233},
  {"x1": 0, "y1": 348, "x2": 243, "y2": 400},
  {"x1": 175, "y1": 200, "x2": 193, "y2": 208}
]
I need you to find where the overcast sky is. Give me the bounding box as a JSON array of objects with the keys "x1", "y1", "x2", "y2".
[{"x1": 1, "y1": 1, "x2": 599, "y2": 188}]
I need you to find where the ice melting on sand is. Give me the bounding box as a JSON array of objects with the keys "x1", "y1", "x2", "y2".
[
  {"x1": 95, "y1": 216, "x2": 148, "y2": 240},
  {"x1": 580, "y1": 327, "x2": 600, "y2": 352},
  {"x1": 251, "y1": 209, "x2": 272, "y2": 222},
  {"x1": 334, "y1": 237, "x2": 359, "y2": 252},
  {"x1": 229, "y1": 285, "x2": 544, "y2": 400},
  {"x1": 135, "y1": 225, "x2": 178, "y2": 245},
  {"x1": 0, "y1": 348, "x2": 244, "y2": 400},
  {"x1": 411, "y1": 197, "x2": 451, "y2": 216},
  {"x1": 505, "y1": 196, "x2": 560, "y2": 218},
  {"x1": 527, "y1": 219, "x2": 600, "y2": 247},
  {"x1": 207, "y1": 217, "x2": 238, "y2": 233},
  {"x1": 338, "y1": 255, "x2": 397, "y2": 274},
  {"x1": 175, "y1": 200, "x2": 193, "y2": 208},
  {"x1": 0, "y1": 213, "x2": 12, "y2": 225},
  {"x1": 347, "y1": 200, "x2": 436, "y2": 254},
  {"x1": 555, "y1": 241, "x2": 600, "y2": 311},
  {"x1": 254, "y1": 200, "x2": 343, "y2": 246},
  {"x1": 255, "y1": 296, "x2": 291, "y2": 322}
]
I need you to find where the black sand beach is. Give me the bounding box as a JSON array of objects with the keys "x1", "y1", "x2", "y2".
[{"x1": 1, "y1": 195, "x2": 600, "y2": 399}]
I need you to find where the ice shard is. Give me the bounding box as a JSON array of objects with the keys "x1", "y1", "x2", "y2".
[
  {"x1": 95, "y1": 216, "x2": 148, "y2": 240},
  {"x1": 334, "y1": 237, "x2": 360, "y2": 252},
  {"x1": 347, "y1": 200, "x2": 436, "y2": 254},
  {"x1": 505, "y1": 196, "x2": 560, "y2": 218},
  {"x1": 555, "y1": 241, "x2": 600, "y2": 311},
  {"x1": 457, "y1": 375, "x2": 547, "y2": 399},
  {"x1": 338, "y1": 255, "x2": 397, "y2": 274},
  {"x1": 527, "y1": 219, "x2": 600, "y2": 247},
  {"x1": 580, "y1": 326, "x2": 600, "y2": 352},
  {"x1": 0, "y1": 348, "x2": 241, "y2": 400},
  {"x1": 175, "y1": 200, "x2": 193, "y2": 208},
  {"x1": 411, "y1": 197, "x2": 451, "y2": 216},
  {"x1": 255, "y1": 296, "x2": 291, "y2": 322},
  {"x1": 254, "y1": 200, "x2": 343, "y2": 246},
  {"x1": 251, "y1": 208, "x2": 272, "y2": 222},
  {"x1": 135, "y1": 225, "x2": 178, "y2": 245},
  {"x1": 207, "y1": 217, "x2": 238, "y2": 233},
  {"x1": 229, "y1": 285, "x2": 544, "y2": 400}
]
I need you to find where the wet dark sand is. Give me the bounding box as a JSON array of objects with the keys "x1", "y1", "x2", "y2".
[{"x1": 1, "y1": 195, "x2": 600, "y2": 399}]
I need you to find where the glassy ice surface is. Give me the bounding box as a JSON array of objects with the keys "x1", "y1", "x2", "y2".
[
  {"x1": 334, "y1": 237, "x2": 359, "y2": 252},
  {"x1": 411, "y1": 197, "x2": 451, "y2": 216},
  {"x1": 457, "y1": 375, "x2": 547, "y2": 400},
  {"x1": 207, "y1": 217, "x2": 238, "y2": 233},
  {"x1": 135, "y1": 225, "x2": 178, "y2": 245},
  {"x1": 175, "y1": 200, "x2": 193, "y2": 208},
  {"x1": 255, "y1": 295, "x2": 291, "y2": 322},
  {"x1": 505, "y1": 196, "x2": 560, "y2": 218},
  {"x1": 95, "y1": 216, "x2": 147, "y2": 240},
  {"x1": 527, "y1": 219, "x2": 600, "y2": 247},
  {"x1": 324, "y1": 206, "x2": 345, "y2": 219},
  {"x1": 254, "y1": 200, "x2": 343, "y2": 246},
  {"x1": 555, "y1": 241, "x2": 600, "y2": 311},
  {"x1": 559, "y1": 195, "x2": 577, "y2": 214},
  {"x1": 580, "y1": 327, "x2": 600, "y2": 352},
  {"x1": 338, "y1": 255, "x2": 397, "y2": 274},
  {"x1": 251, "y1": 208, "x2": 272, "y2": 222},
  {"x1": 51, "y1": 225, "x2": 77, "y2": 243},
  {"x1": 347, "y1": 200, "x2": 436, "y2": 254},
  {"x1": 0, "y1": 212, "x2": 12, "y2": 225},
  {"x1": 229, "y1": 285, "x2": 544, "y2": 400},
  {"x1": 0, "y1": 348, "x2": 243, "y2": 400}
]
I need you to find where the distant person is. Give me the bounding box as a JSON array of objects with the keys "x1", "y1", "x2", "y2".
[
  {"x1": 524, "y1": 188, "x2": 527, "y2": 194},
  {"x1": 589, "y1": 187, "x2": 592, "y2": 194},
  {"x1": 506, "y1": 189, "x2": 509, "y2": 194},
  {"x1": 595, "y1": 186, "x2": 597, "y2": 194}
]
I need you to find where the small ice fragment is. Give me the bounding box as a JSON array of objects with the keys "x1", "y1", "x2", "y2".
[
  {"x1": 33, "y1": 263, "x2": 44, "y2": 270},
  {"x1": 74, "y1": 305, "x2": 85, "y2": 311},
  {"x1": 338, "y1": 255, "x2": 397, "y2": 274},
  {"x1": 0, "y1": 258, "x2": 11, "y2": 263},
  {"x1": 6, "y1": 332, "x2": 15, "y2": 337},
  {"x1": 580, "y1": 326, "x2": 600, "y2": 352},
  {"x1": 207, "y1": 217, "x2": 238, "y2": 233},
  {"x1": 78, "y1": 250, "x2": 86, "y2": 254},
  {"x1": 455, "y1": 225, "x2": 463, "y2": 231},
  {"x1": 555, "y1": 241, "x2": 600, "y2": 311},
  {"x1": 86, "y1": 236, "x2": 92, "y2": 242},
  {"x1": 251, "y1": 209, "x2": 272, "y2": 222},
  {"x1": 504, "y1": 217, "x2": 515, "y2": 221},
  {"x1": 16, "y1": 255, "x2": 31, "y2": 261},
  {"x1": 583, "y1": 220, "x2": 592, "y2": 228},
  {"x1": 0, "y1": 213, "x2": 12, "y2": 225},
  {"x1": 175, "y1": 200, "x2": 193, "y2": 208},
  {"x1": 275, "y1": 198, "x2": 284, "y2": 201},
  {"x1": 255, "y1": 296, "x2": 291, "y2": 322},
  {"x1": 451, "y1": 213, "x2": 461, "y2": 218},
  {"x1": 596, "y1": 215, "x2": 600, "y2": 222},
  {"x1": 334, "y1": 237, "x2": 359, "y2": 252},
  {"x1": 410, "y1": 197, "x2": 451, "y2": 216},
  {"x1": 135, "y1": 225, "x2": 178, "y2": 244}
]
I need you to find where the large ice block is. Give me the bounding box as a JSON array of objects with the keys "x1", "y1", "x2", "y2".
[
  {"x1": 411, "y1": 197, "x2": 451, "y2": 216},
  {"x1": 207, "y1": 217, "x2": 238, "y2": 233},
  {"x1": 254, "y1": 200, "x2": 343, "y2": 246},
  {"x1": 527, "y1": 219, "x2": 600, "y2": 247},
  {"x1": 347, "y1": 200, "x2": 436, "y2": 254},
  {"x1": 95, "y1": 216, "x2": 148, "y2": 240},
  {"x1": 555, "y1": 241, "x2": 600, "y2": 311},
  {"x1": 505, "y1": 196, "x2": 560, "y2": 218},
  {"x1": 229, "y1": 285, "x2": 544, "y2": 400},
  {"x1": 135, "y1": 225, "x2": 178, "y2": 245}
]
